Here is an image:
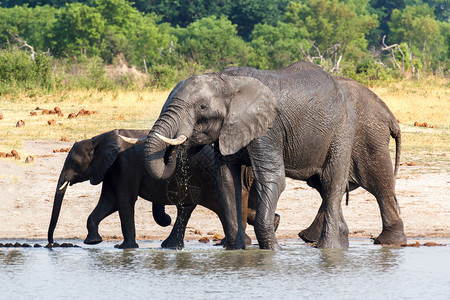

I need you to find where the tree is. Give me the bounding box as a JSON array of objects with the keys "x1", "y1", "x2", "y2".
[
  {"x1": 0, "y1": 0, "x2": 82, "y2": 8},
  {"x1": 176, "y1": 16, "x2": 249, "y2": 70},
  {"x1": 229, "y1": 0, "x2": 290, "y2": 40},
  {"x1": 50, "y1": 3, "x2": 105, "y2": 57},
  {"x1": 249, "y1": 22, "x2": 307, "y2": 69},
  {"x1": 0, "y1": 5, "x2": 57, "y2": 51},
  {"x1": 286, "y1": 0, "x2": 378, "y2": 71},
  {"x1": 388, "y1": 4, "x2": 445, "y2": 69},
  {"x1": 132, "y1": 0, "x2": 232, "y2": 28},
  {"x1": 369, "y1": 0, "x2": 406, "y2": 40}
]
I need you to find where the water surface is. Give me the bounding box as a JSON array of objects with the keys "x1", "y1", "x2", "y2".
[{"x1": 1, "y1": 239, "x2": 449, "y2": 299}]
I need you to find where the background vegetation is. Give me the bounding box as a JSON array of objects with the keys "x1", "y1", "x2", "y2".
[{"x1": 0, "y1": 0, "x2": 448, "y2": 94}]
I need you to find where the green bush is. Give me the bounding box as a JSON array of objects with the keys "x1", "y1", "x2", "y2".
[
  {"x1": 148, "y1": 59, "x2": 205, "y2": 90},
  {"x1": 53, "y1": 56, "x2": 115, "y2": 91},
  {"x1": 0, "y1": 48, "x2": 54, "y2": 95},
  {"x1": 340, "y1": 59, "x2": 401, "y2": 85}
]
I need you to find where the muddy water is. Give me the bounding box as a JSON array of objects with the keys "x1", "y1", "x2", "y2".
[{"x1": 1, "y1": 239, "x2": 449, "y2": 299}]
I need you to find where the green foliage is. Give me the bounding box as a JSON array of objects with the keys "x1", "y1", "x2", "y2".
[
  {"x1": 132, "y1": 0, "x2": 289, "y2": 40},
  {"x1": 133, "y1": 0, "x2": 232, "y2": 28},
  {"x1": 0, "y1": 0, "x2": 448, "y2": 92},
  {"x1": 0, "y1": 0, "x2": 82, "y2": 8},
  {"x1": 53, "y1": 55, "x2": 114, "y2": 90},
  {"x1": 249, "y1": 22, "x2": 307, "y2": 69},
  {"x1": 0, "y1": 48, "x2": 54, "y2": 95},
  {"x1": 0, "y1": 5, "x2": 57, "y2": 51},
  {"x1": 148, "y1": 59, "x2": 205, "y2": 89},
  {"x1": 176, "y1": 16, "x2": 250, "y2": 70},
  {"x1": 286, "y1": 0, "x2": 378, "y2": 62},
  {"x1": 50, "y1": 3, "x2": 105, "y2": 57},
  {"x1": 389, "y1": 4, "x2": 446, "y2": 69},
  {"x1": 229, "y1": 0, "x2": 290, "y2": 40}
]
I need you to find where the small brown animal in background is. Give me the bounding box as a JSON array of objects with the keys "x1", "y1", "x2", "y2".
[
  {"x1": 0, "y1": 113, "x2": 4, "y2": 120},
  {"x1": 47, "y1": 119, "x2": 56, "y2": 126},
  {"x1": 11, "y1": 150, "x2": 20, "y2": 160},
  {"x1": 42, "y1": 109, "x2": 50, "y2": 115},
  {"x1": 414, "y1": 121, "x2": 435, "y2": 128},
  {"x1": 30, "y1": 112, "x2": 38, "y2": 116},
  {"x1": 16, "y1": 120, "x2": 25, "y2": 127},
  {"x1": 25, "y1": 156, "x2": 34, "y2": 164},
  {"x1": 68, "y1": 113, "x2": 77, "y2": 119}
]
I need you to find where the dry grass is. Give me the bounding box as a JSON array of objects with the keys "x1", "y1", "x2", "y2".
[
  {"x1": 371, "y1": 77, "x2": 449, "y2": 128},
  {"x1": 0, "y1": 78, "x2": 449, "y2": 161},
  {"x1": 0, "y1": 89, "x2": 170, "y2": 153},
  {"x1": 371, "y1": 78, "x2": 449, "y2": 156}
]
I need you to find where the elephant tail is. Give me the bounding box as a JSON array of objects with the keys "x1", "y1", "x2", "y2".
[
  {"x1": 345, "y1": 183, "x2": 350, "y2": 206},
  {"x1": 390, "y1": 122, "x2": 402, "y2": 180},
  {"x1": 390, "y1": 121, "x2": 402, "y2": 214}
]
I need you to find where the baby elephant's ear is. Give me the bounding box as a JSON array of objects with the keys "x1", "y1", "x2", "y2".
[
  {"x1": 219, "y1": 76, "x2": 279, "y2": 156},
  {"x1": 89, "y1": 130, "x2": 122, "y2": 185}
]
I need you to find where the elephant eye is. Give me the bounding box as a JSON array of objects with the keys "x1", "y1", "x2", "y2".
[{"x1": 199, "y1": 104, "x2": 208, "y2": 110}]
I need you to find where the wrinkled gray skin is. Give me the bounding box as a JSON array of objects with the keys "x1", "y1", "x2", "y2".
[
  {"x1": 48, "y1": 129, "x2": 267, "y2": 249},
  {"x1": 143, "y1": 61, "x2": 356, "y2": 250},
  {"x1": 297, "y1": 75, "x2": 406, "y2": 245}
]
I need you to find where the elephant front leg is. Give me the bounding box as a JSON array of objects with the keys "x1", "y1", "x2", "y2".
[
  {"x1": 161, "y1": 204, "x2": 196, "y2": 249},
  {"x1": 85, "y1": 186, "x2": 118, "y2": 245},
  {"x1": 215, "y1": 161, "x2": 246, "y2": 250},
  {"x1": 253, "y1": 180, "x2": 284, "y2": 250}
]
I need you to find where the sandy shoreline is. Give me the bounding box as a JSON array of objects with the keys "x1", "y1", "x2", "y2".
[{"x1": 1, "y1": 139, "x2": 449, "y2": 244}]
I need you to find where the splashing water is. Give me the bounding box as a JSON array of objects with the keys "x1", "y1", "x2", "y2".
[{"x1": 175, "y1": 144, "x2": 190, "y2": 204}]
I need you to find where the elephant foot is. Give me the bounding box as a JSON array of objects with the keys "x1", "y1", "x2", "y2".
[
  {"x1": 161, "y1": 237, "x2": 184, "y2": 250},
  {"x1": 373, "y1": 221, "x2": 407, "y2": 245},
  {"x1": 316, "y1": 235, "x2": 349, "y2": 249},
  {"x1": 258, "y1": 240, "x2": 281, "y2": 251},
  {"x1": 219, "y1": 234, "x2": 252, "y2": 247},
  {"x1": 299, "y1": 211, "x2": 325, "y2": 243},
  {"x1": 115, "y1": 241, "x2": 139, "y2": 249},
  {"x1": 298, "y1": 226, "x2": 321, "y2": 243},
  {"x1": 316, "y1": 223, "x2": 349, "y2": 249},
  {"x1": 84, "y1": 233, "x2": 103, "y2": 245}
]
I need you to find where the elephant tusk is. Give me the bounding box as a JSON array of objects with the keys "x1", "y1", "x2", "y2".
[
  {"x1": 118, "y1": 135, "x2": 146, "y2": 145},
  {"x1": 155, "y1": 133, "x2": 187, "y2": 145},
  {"x1": 59, "y1": 181, "x2": 69, "y2": 191}
]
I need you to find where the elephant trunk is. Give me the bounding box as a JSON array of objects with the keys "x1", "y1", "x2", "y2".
[
  {"x1": 144, "y1": 103, "x2": 192, "y2": 180},
  {"x1": 47, "y1": 172, "x2": 69, "y2": 244}
]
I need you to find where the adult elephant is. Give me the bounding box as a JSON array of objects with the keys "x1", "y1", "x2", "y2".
[
  {"x1": 298, "y1": 75, "x2": 406, "y2": 245},
  {"x1": 143, "y1": 62, "x2": 356, "y2": 250},
  {"x1": 48, "y1": 129, "x2": 272, "y2": 249}
]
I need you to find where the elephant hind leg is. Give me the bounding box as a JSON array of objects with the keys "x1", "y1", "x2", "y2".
[
  {"x1": 298, "y1": 209, "x2": 324, "y2": 243},
  {"x1": 373, "y1": 194, "x2": 407, "y2": 245},
  {"x1": 299, "y1": 182, "x2": 359, "y2": 243}
]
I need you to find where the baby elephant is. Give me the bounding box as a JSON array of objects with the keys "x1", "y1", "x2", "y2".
[{"x1": 48, "y1": 129, "x2": 277, "y2": 249}]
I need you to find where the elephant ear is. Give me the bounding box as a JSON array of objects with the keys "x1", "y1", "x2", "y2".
[
  {"x1": 218, "y1": 76, "x2": 279, "y2": 156},
  {"x1": 89, "y1": 130, "x2": 123, "y2": 185}
]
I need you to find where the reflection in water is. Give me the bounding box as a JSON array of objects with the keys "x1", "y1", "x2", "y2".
[
  {"x1": 0, "y1": 249, "x2": 26, "y2": 266},
  {"x1": 1, "y1": 240, "x2": 449, "y2": 299},
  {"x1": 318, "y1": 246, "x2": 401, "y2": 273}
]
